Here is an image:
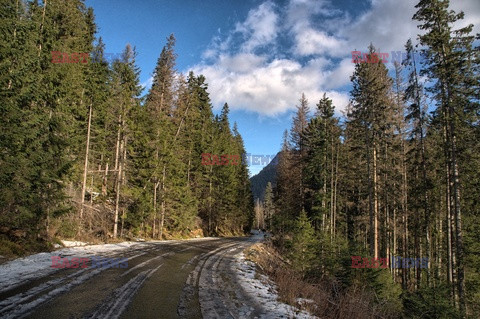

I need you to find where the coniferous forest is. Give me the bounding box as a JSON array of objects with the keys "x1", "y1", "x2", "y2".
[
  {"x1": 0, "y1": 0, "x2": 253, "y2": 249},
  {"x1": 258, "y1": 1, "x2": 479, "y2": 317},
  {"x1": 1, "y1": 0, "x2": 480, "y2": 318}
]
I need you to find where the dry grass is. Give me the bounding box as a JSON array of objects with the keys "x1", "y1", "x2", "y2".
[
  {"x1": 244, "y1": 242, "x2": 399, "y2": 319},
  {"x1": 51, "y1": 204, "x2": 207, "y2": 243}
]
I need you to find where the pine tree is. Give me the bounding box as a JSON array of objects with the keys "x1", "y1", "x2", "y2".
[
  {"x1": 289, "y1": 93, "x2": 310, "y2": 213},
  {"x1": 1, "y1": 0, "x2": 94, "y2": 239},
  {"x1": 274, "y1": 130, "x2": 295, "y2": 234},
  {"x1": 302, "y1": 93, "x2": 340, "y2": 235},
  {"x1": 232, "y1": 122, "x2": 254, "y2": 233},
  {"x1": 263, "y1": 182, "x2": 275, "y2": 230},
  {"x1": 289, "y1": 210, "x2": 318, "y2": 277},
  {"x1": 350, "y1": 45, "x2": 395, "y2": 259},
  {"x1": 110, "y1": 44, "x2": 143, "y2": 238},
  {"x1": 414, "y1": 0, "x2": 479, "y2": 313}
]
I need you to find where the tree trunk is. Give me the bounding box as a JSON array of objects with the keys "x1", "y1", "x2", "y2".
[
  {"x1": 80, "y1": 104, "x2": 92, "y2": 218},
  {"x1": 443, "y1": 111, "x2": 455, "y2": 301},
  {"x1": 330, "y1": 136, "x2": 335, "y2": 242},
  {"x1": 322, "y1": 149, "x2": 327, "y2": 233},
  {"x1": 159, "y1": 165, "x2": 166, "y2": 239},
  {"x1": 333, "y1": 143, "x2": 339, "y2": 240},
  {"x1": 113, "y1": 113, "x2": 124, "y2": 239},
  {"x1": 102, "y1": 162, "x2": 108, "y2": 196},
  {"x1": 367, "y1": 130, "x2": 374, "y2": 258},
  {"x1": 420, "y1": 110, "x2": 431, "y2": 285},
  {"x1": 373, "y1": 142, "x2": 379, "y2": 259},
  {"x1": 450, "y1": 116, "x2": 465, "y2": 315},
  {"x1": 402, "y1": 137, "x2": 409, "y2": 289},
  {"x1": 113, "y1": 138, "x2": 123, "y2": 239},
  {"x1": 37, "y1": 0, "x2": 47, "y2": 55},
  {"x1": 153, "y1": 182, "x2": 157, "y2": 238},
  {"x1": 208, "y1": 164, "x2": 213, "y2": 234}
]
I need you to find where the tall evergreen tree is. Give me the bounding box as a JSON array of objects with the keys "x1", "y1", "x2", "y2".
[
  {"x1": 414, "y1": 0, "x2": 479, "y2": 313},
  {"x1": 349, "y1": 45, "x2": 398, "y2": 260},
  {"x1": 263, "y1": 182, "x2": 275, "y2": 230}
]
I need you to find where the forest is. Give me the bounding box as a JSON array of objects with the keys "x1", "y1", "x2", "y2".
[
  {"x1": 1, "y1": 0, "x2": 479, "y2": 318},
  {"x1": 0, "y1": 0, "x2": 254, "y2": 251},
  {"x1": 253, "y1": 1, "x2": 480, "y2": 317}
]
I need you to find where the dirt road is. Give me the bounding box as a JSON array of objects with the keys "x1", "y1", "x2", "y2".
[{"x1": 0, "y1": 234, "x2": 266, "y2": 318}]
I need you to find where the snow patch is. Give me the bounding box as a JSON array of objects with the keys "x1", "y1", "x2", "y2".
[
  {"x1": 0, "y1": 237, "x2": 219, "y2": 294},
  {"x1": 0, "y1": 241, "x2": 150, "y2": 293},
  {"x1": 61, "y1": 240, "x2": 89, "y2": 247},
  {"x1": 234, "y1": 252, "x2": 318, "y2": 318}
]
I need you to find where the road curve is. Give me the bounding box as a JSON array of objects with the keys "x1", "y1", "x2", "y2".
[{"x1": 0, "y1": 235, "x2": 263, "y2": 319}]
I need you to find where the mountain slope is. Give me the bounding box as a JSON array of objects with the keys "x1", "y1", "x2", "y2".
[{"x1": 249, "y1": 153, "x2": 279, "y2": 201}]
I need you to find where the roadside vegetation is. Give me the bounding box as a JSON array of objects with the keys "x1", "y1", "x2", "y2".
[
  {"x1": 1, "y1": 0, "x2": 254, "y2": 258},
  {"x1": 252, "y1": 1, "x2": 479, "y2": 317}
]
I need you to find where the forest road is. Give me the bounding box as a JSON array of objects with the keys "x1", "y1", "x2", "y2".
[{"x1": 0, "y1": 233, "x2": 266, "y2": 319}]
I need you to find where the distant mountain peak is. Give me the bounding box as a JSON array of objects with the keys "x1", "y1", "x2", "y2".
[{"x1": 249, "y1": 152, "x2": 279, "y2": 201}]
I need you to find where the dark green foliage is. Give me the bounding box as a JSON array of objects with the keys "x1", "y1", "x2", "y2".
[
  {"x1": 0, "y1": 2, "x2": 253, "y2": 246},
  {"x1": 403, "y1": 284, "x2": 460, "y2": 319},
  {"x1": 287, "y1": 210, "x2": 317, "y2": 276},
  {"x1": 263, "y1": 182, "x2": 275, "y2": 229},
  {"x1": 0, "y1": 0, "x2": 93, "y2": 241},
  {"x1": 269, "y1": 22, "x2": 478, "y2": 316}
]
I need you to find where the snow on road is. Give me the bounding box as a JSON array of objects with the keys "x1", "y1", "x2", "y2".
[
  {"x1": 0, "y1": 236, "x2": 222, "y2": 294},
  {"x1": 0, "y1": 240, "x2": 159, "y2": 293},
  {"x1": 0, "y1": 233, "x2": 316, "y2": 318},
  {"x1": 234, "y1": 251, "x2": 318, "y2": 319}
]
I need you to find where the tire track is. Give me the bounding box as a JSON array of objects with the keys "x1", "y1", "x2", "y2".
[
  {"x1": 177, "y1": 242, "x2": 239, "y2": 318},
  {"x1": 0, "y1": 250, "x2": 148, "y2": 319},
  {"x1": 1, "y1": 237, "x2": 259, "y2": 319},
  {"x1": 86, "y1": 263, "x2": 163, "y2": 319},
  {"x1": 198, "y1": 246, "x2": 236, "y2": 318},
  {"x1": 192, "y1": 238, "x2": 265, "y2": 319},
  {"x1": 0, "y1": 241, "x2": 181, "y2": 318}
]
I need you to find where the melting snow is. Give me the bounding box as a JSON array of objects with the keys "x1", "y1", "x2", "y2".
[
  {"x1": 0, "y1": 241, "x2": 151, "y2": 293},
  {"x1": 234, "y1": 252, "x2": 318, "y2": 319}
]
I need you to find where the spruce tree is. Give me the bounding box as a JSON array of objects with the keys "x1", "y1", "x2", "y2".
[
  {"x1": 414, "y1": 0, "x2": 479, "y2": 313},
  {"x1": 263, "y1": 182, "x2": 275, "y2": 230},
  {"x1": 289, "y1": 210, "x2": 318, "y2": 277}
]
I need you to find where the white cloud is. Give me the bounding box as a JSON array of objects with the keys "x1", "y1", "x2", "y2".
[
  {"x1": 450, "y1": 0, "x2": 480, "y2": 34},
  {"x1": 193, "y1": 55, "x2": 350, "y2": 116},
  {"x1": 286, "y1": 0, "x2": 345, "y2": 57},
  {"x1": 217, "y1": 53, "x2": 267, "y2": 73},
  {"x1": 323, "y1": 58, "x2": 355, "y2": 89},
  {"x1": 294, "y1": 28, "x2": 345, "y2": 56},
  {"x1": 189, "y1": 0, "x2": 480, "y2": 117},
  {"x1": 235, "y1": 1, "x2": 279, "y2": 53},
  {"x1": 141, "y1": 76, "x2": 153, "y2": 90},
  {"x1": 340, "y1": 0, "x2": 419, "y2": 53}
]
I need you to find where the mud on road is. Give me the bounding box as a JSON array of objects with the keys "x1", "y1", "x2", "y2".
[{"x1": 0, "y1": 234, "x2": 265, "y2": 319}]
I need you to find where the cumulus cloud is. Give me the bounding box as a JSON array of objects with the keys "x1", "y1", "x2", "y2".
[
  {"x1": 189, "y1": 0, "x2": 480, "y2": 117},
  {"x1": 235, "y1": 1, "x2": 279, "y2": 53},
  {"x1": 340, "y1": 0, "x2": 419, "y2": 53},
  {"x1": 293, "y1": 28, "x2": 346, "y2": 56},
  {"x1": 192, "y1": 55, "x2": 350, "y2": 116}
]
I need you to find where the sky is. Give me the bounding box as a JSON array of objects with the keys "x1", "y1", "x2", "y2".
[{"x1": 85, "y1": 0, "x2": 480, "y2": 176}]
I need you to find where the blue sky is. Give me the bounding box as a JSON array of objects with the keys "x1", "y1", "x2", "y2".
[{"x1": 85, "y1": 0, "x2": 480, "y2": 176}]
